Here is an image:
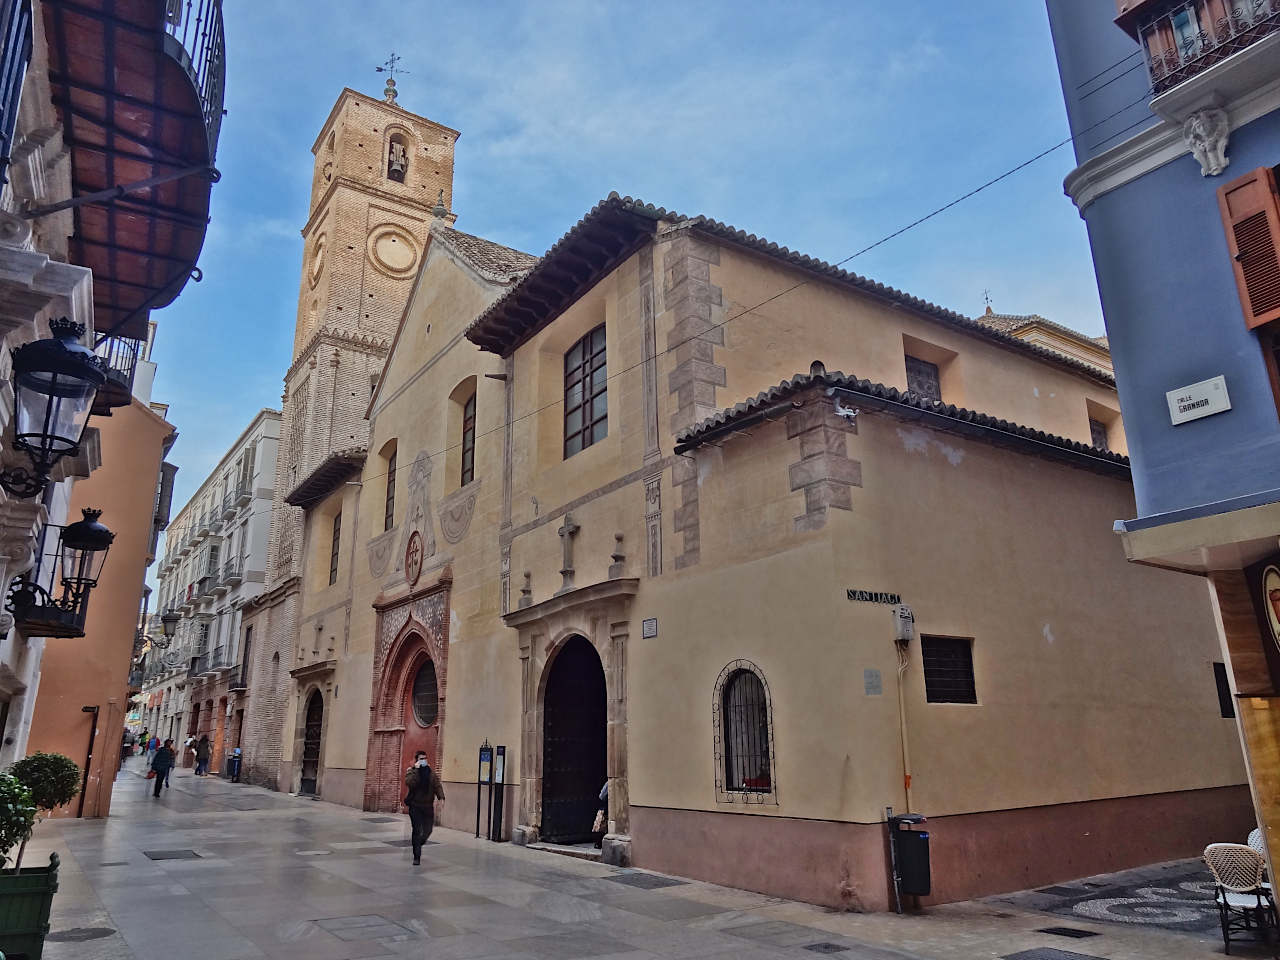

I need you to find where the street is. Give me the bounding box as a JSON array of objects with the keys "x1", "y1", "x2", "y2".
[{"x1": 25, "y1": 765, "x2": 1254, "y2": 960}]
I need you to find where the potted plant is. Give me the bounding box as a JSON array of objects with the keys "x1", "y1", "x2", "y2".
[{"x1": 0, "y1": 752, "x2": 79, "y2": 960}]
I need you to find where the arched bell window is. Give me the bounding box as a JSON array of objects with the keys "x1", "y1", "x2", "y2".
[{"x1": 387, "y1": 133, "x2": 408, "y2": 183}]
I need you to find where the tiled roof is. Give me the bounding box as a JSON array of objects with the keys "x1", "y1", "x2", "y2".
[
  {"x1": 284, "y1": 447, "x2": 367, "y2": 510},
  {"x1": 674, "y1": 361, "x2": 1129, "y2": 477},
  {"x1": 464, "y1": 194, "x2": 1116, "y2": 387},
  {"x1": 978, "y1": 310, "x2": 1110, "y2": 354},
  {"x1": 431, "y1": 224, "x2": 538, "y2": 283}
]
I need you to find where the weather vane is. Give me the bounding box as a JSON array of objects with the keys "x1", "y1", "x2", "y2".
[
  {"x1": 375, "y1": 52, "x2": 409, "y2": 104},
  {"x1": 982, "y1": 288, "x2": 992, "y2": 310}
]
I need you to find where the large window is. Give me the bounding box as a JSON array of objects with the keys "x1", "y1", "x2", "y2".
[
  {"x1": 461, "y1": 393, "x2": 476, "y2": 485},
  {"x1": 921, "y1": 635, "x2": 977, "y2": 704},
  {"x1": 564, "y1": 325, "x2": 607, "y2": 458},
  {"x1": 905, "y1": 354, "x2": 941, "y2": 401},
  {"x1": 721, "y1": 668, "x2": 772, "y2": 792},
  {"x1": 384, "y1": 449, "x2": 397, "y2": 532},
  {"x1": 328, "y1": 512, "x2": 341, "y2": 586}
]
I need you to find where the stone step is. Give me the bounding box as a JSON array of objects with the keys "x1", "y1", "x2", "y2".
[{"x1": 528, "y1": 841, "x2": 602, "y2": 863}]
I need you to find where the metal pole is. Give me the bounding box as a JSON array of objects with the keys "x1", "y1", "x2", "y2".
[
  {"x1": 77, "y1": 706, "x2": 99, "y2": 818},
  {"x1": 886, "y1": 805, "x2": 902, "y2": 915}
]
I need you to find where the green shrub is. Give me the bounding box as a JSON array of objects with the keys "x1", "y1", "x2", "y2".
[
  {"x1": 0, "y1": 774, "x2": 36, "y2": 869},
  {"x1": 10, "y1": 752, "x2": 80, "y2": 813}
]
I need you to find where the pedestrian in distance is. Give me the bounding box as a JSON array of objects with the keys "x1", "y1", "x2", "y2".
[
  {"x1": 403, "y1": 750, "x2": 445, "y2": 866},
  {"x1": 119, "y1": 730, "x2": 133, "y2": 772},
  {"x1": 138, "y1": 728, "x2": 149, "y2": 760},
  {"x1": 150, "y1": 739, "x2": 176, "y2": 798},
  {"x1": 147, "y1": 734, "x2": 159, "y2": 762},
  {"x1": 194, "y1": 734, "x2": 211, "y2": 776}
]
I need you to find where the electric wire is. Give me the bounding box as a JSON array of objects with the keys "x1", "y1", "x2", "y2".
[
  {"x1": 1074, "y1": 49, "x2": 1144, "y2": 89},
  {"x1": 170, "y1": 87, "x2": 1158, "y2": 515}
]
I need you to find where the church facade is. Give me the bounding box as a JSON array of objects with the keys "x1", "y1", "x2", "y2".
[{"x1": 240, "y1": 87, "x2": 1251, "y2": 909}]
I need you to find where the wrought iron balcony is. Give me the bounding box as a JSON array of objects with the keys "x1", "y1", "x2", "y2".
[
  {"x1": 128, "y1": 667, "x2": 144, "y2": 690},
  {"x1": 90, "y1": 336, "x2": 142, "y2": 416},
  {"x1": 212, "y1": 568, "x2": 229, "y2": 596},
  {"x1": 209, "y1": 512, "x2": 224, "y2": 533},
  {"x1": 196, "y1": 511, "x2": 211, "y2": 537},
  {"x1": 234, "y1": 479, "x2": 252, "y2": 507},
  {"x1": 195, "y1": 574, "x2": 215, "y2": 602},
  {"x1": 1143, "y1": 0, "x2": 1280, "y2": 95},
  {"x1": 187, "y1": 654, "x2": 206, "y2": 678},
  {"x1": 223, "y1": 559, "x2": 243, "y2": 587},
  {"x1": 221, "y1": 491, "x2": 235, "y2": 519},
  {"x1": 0, "y1": 0, "x2": 33, "y2": 188}
]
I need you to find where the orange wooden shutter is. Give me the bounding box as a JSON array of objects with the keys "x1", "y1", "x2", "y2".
[{"x1": 1219, "y1": 167, "x2": 1280, "y2": 330}]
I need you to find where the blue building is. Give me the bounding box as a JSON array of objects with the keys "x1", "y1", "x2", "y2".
[{"x1": 1046, "y1": 0, "x2": 1280, "y2": 857}]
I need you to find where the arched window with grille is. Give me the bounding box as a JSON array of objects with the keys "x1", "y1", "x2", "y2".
[{"x1": 713, "y1": 660, "x2": 776, "y2": 803}]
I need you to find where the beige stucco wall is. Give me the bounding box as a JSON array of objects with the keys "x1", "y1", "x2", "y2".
[{"x1": 288, "y1": 223, "x2": 1219, "y2": 833}]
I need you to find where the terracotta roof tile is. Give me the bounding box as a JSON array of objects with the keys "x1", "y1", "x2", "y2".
[
  {"x1": 431, "y1": 224, "x2": 538, "y2": 282},
  {"x1": 675, "y1": 361, "x2": 1128, "y2": 476}
]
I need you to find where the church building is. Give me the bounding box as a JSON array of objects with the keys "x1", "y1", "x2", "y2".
[{"x1": 241, "y1": 85, "x2": 1252, "y2": 910}]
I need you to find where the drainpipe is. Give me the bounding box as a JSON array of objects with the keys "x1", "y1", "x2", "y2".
[
  {"x1": 77, "y1": 705, "x2": 99, "y2": 818},
  {"x1": 892, "y1": 605, "x2": 916, "y2": 813}
]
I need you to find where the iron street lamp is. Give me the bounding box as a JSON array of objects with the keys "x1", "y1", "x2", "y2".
[
  {"x1": 138, "y1": 609, "x2": 180, "y2": 650},
  {"x1": 59, "y1": 508, "x2": 114, "y2": 601},
  {"x1": 0, "y1": 318, "x2": 106, "y2": 499}
]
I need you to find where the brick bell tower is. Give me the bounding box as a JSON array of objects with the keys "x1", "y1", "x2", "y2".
[{"x1": 241, "y1": 80, "x2": 459, "y2": 789}]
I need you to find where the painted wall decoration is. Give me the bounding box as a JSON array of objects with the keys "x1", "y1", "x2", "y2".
[{"x1": 390, "y1": 450, "x2": 436, "y2": 585}]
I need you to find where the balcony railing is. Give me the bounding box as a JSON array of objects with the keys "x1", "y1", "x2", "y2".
[
  {"x1": 195, "y1": 575, "x2": 215, "y2": 602},
  {"x1": 221, "y1": 491, "x2": 235, "y2": 519},
  {"x1": 0, "y1": 0, "x2": 33, "y2": 188},
  {"x1": 90, "y1": 336, "x2": 142, "y2": 416},
  {"x1": 165, "y1": 0, "x2": 226, "y2": 159},
  {"x1": 234, "y1": 479, "x2": 252, "y2": 507},
  {"x1": 187, "y1": 654, "x2": 207, "y2": 678},
  {"x1": 223, "y1": 559, "x2": 243, "y2": 587},
  {"x1": 1144, "y1": 0, "x2": 1280, "y2": 94}
]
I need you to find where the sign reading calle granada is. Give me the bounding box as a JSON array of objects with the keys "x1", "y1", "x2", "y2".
[{"x1": 847, "y1": 588, "x2": 902, "y2": 605}]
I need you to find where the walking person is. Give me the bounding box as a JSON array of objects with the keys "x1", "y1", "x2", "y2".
[
  {"x1": 150, "y1": 739, "x2": 175, "y2": 798},
  {"x1": 138, "y1": 728, "x2": 149, "y2": 761},
  {"x1": 194, "y1": 735, "x2": 211, "y2": 776},
  {"x1": 403, "y1": 750, "x2": 445, "y2": 866},
  {"x1": 147, "y1": 734, "x2": 159, "y2": 763}
]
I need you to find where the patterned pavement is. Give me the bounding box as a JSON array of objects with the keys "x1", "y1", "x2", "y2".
[{"x1": 25, "y1": 765, "x2": 1251, "y2": 960}]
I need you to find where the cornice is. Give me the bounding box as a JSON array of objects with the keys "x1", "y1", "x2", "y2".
[
  {"x1": 1065, "y1": 72, "x2": 1280, "y2": 214},
  {"x1": 301, "y1": 177, "x2": 437, "y2": 239},
  {"x1": 285, "y1": 326, "x2": 393, "y2": 384}
]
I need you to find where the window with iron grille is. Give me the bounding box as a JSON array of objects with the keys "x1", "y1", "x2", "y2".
[
  {"x1": 412, "y1": 659, "x2": 439, "y2": 726},
  {"x1": 905, "y1": 354, "x2": 941, "y2": 401},
  {"x1": 329, "y1": 512, "x2": 341, "y2": 586},
  {"x1": 1214, "y1": 662, "x2": 1236, "y2": 719},
  {"x1": 921, "y1": 635, "x2": 977, "y2": 704},
  {"x1": 1089, "y1": 418, "x2": 1110, "y2": 451},
  {"x1": 384, "y1": 449, "x2": 396, "y2": 532},
  {"x1": 564, "y1": 325, "x2": 607, "y2": 458},
  {"x1": 722, "y1": 668, "x2": 772, "y2": 792},
  {"x1": 461, "y1": 393, "x2": 476, "y2": 485}
]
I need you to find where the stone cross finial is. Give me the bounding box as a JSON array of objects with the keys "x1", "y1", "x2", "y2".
[
  {"x1": 376, "y1": 52, "x2": 408, "y2": 104},
  {"x1": 557, "y1": 513, "x2": 580, "y2": 594}
]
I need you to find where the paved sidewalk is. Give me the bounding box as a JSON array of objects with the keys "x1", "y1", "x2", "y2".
[{"x1": 26, "y1": 765, "x2": 1256, "y2": 960}]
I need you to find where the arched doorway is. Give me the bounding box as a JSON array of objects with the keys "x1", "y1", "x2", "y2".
[
  {"x1": 400, "y1": 655, "x2": 440, "y2": 776},
  {"x1": 300, "y1": 691, "x2": 323, "y2": 795},
  {"x1": 541, "y1": 635, "x2": 606, "y2": 843}
]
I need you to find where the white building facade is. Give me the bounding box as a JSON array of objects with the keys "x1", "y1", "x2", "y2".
[{"x1": 138, "y1": 409, "x2": 280, "y2": 766}]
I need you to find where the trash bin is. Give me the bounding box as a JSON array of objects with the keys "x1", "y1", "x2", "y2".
[
  {"x1": 889, "y1": 812, "x2": 930, "y2": 898},
  {"x1": 227, "y1": 749, "x2": 242, "y2": 783}
]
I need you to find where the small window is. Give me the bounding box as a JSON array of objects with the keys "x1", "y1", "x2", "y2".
[
  {"x1": 905, "y1": 354, "x2": 941, "y2": 401},
  {"x1": 722, "y1": 669, "x2": 772, "y2": 792},
  {"x1": 387, "y1": 133, "x2": 408, "y2": 183},
  {"x1": 565, "y1": 325, "x2": 607, "y2": 458},
  {"x1": 411, "y1": 660, "x2": 439, "y2": 726},
  {"x1": 461, "y1": 393, "x2": 476, "y2": 485},
  {"x1": 384, "y1": 449, "x2": 397, "y2": 532},
  {"x1": 1089, "y1": 418, "x2": 1110, "y2": 451},
  {"x1": 329, "y1": 513, "x2": 341, "y2": 586},
  {"x1": 921, "y1": 636, "x2": 977, "y2": 704},
  {"x1": 1214, "y1": 662, "x2": 1236, "y2": 719}
]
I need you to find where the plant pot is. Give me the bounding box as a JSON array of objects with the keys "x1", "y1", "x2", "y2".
[{"x1": 0, "y1": 852, "x2": 60, "y2": 960}]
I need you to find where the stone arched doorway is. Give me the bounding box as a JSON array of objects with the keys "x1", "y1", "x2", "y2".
[
  {"x1": 541, "y1": 635, "x2": 607, "y2": 843},
  {"x1": 300, "y1": 690, "x2": 323, "y2": 795},
  {"x1": 400, "y1": 652, "x2": 441, "y2": 777}
]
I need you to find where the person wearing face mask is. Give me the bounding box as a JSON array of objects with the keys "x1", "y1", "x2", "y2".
[{"x1": 403, "y1": 750, "x2": 445, "y2": 865}]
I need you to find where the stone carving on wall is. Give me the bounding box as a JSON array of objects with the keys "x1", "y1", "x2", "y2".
[
  {"x1": 366, "y1": 527, "x2": 396, "y2": 577},
  {"x1": 438, "y1": 480, "x2": 480, "y2": 545},
  {"x1": 390, "y1": 450, "x2": 436, "y2": 583},
  {"x1": 644, "y1": 474, "x2": 662, "y2": 577},
  {"x1": 1183, "y1": 108, "x2": 1230, "y2": 177}
]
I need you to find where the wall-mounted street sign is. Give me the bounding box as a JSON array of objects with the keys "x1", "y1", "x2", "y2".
[
  {"x1": 1166, "y1": 375, "x2": 1231, "y2": 425},
  {"x1": 642, "y1": 617, "x2": 657, "y2": 639},
  {"x1": 847, "y1": 588, "x2": 902, "y2": 605},
  {"x1": 864, "y1": 668, "x2": 883, "y2": 696}
]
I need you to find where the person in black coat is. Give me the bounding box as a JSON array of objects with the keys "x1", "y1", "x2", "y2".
[{"x1": 150, "y1": 740, "x2": 176, "y2": 798}]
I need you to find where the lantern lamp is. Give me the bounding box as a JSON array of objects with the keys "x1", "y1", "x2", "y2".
[
  {"x1": 58, "y1": 508, "x2": 115, "y2": 601},
  {"x1": 161, "y1": 609, "x2": 181, "y2": 641},
  {"x1": 1, "y1": 318, "x2": 106, "y2": 498}
]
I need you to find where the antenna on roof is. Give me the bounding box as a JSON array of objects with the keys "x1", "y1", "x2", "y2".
[
  {"x1": 375, "y1": 52, "x2": 409, "y2": 104},
  {"x1": 982, "y1": 288, "x2": 993, "y2": 315}
]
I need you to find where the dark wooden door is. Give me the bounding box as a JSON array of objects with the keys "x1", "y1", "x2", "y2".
[
  {"x1": 300, "y1": 691, "x2": 323, "y2": 795},
  {"x1": 400, "y1": 656, "x2": 440, "y2": 780},
  {"x1": 541, "y1": 636, "x2": 606, "y2": 844}
]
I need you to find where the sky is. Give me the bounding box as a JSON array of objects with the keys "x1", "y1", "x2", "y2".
[{"x1": 149, "y1": 0, "x2": 1104, "y2": 531}]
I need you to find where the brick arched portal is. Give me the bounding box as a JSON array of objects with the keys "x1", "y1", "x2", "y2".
[{"x1": 363, "y1": 582, "x2": 450, "y2": 812}]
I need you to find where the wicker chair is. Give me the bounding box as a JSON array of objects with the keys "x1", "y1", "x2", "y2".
[{"x1": 1204, "y1": 843, "x2": 1278, "y2": 956}]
